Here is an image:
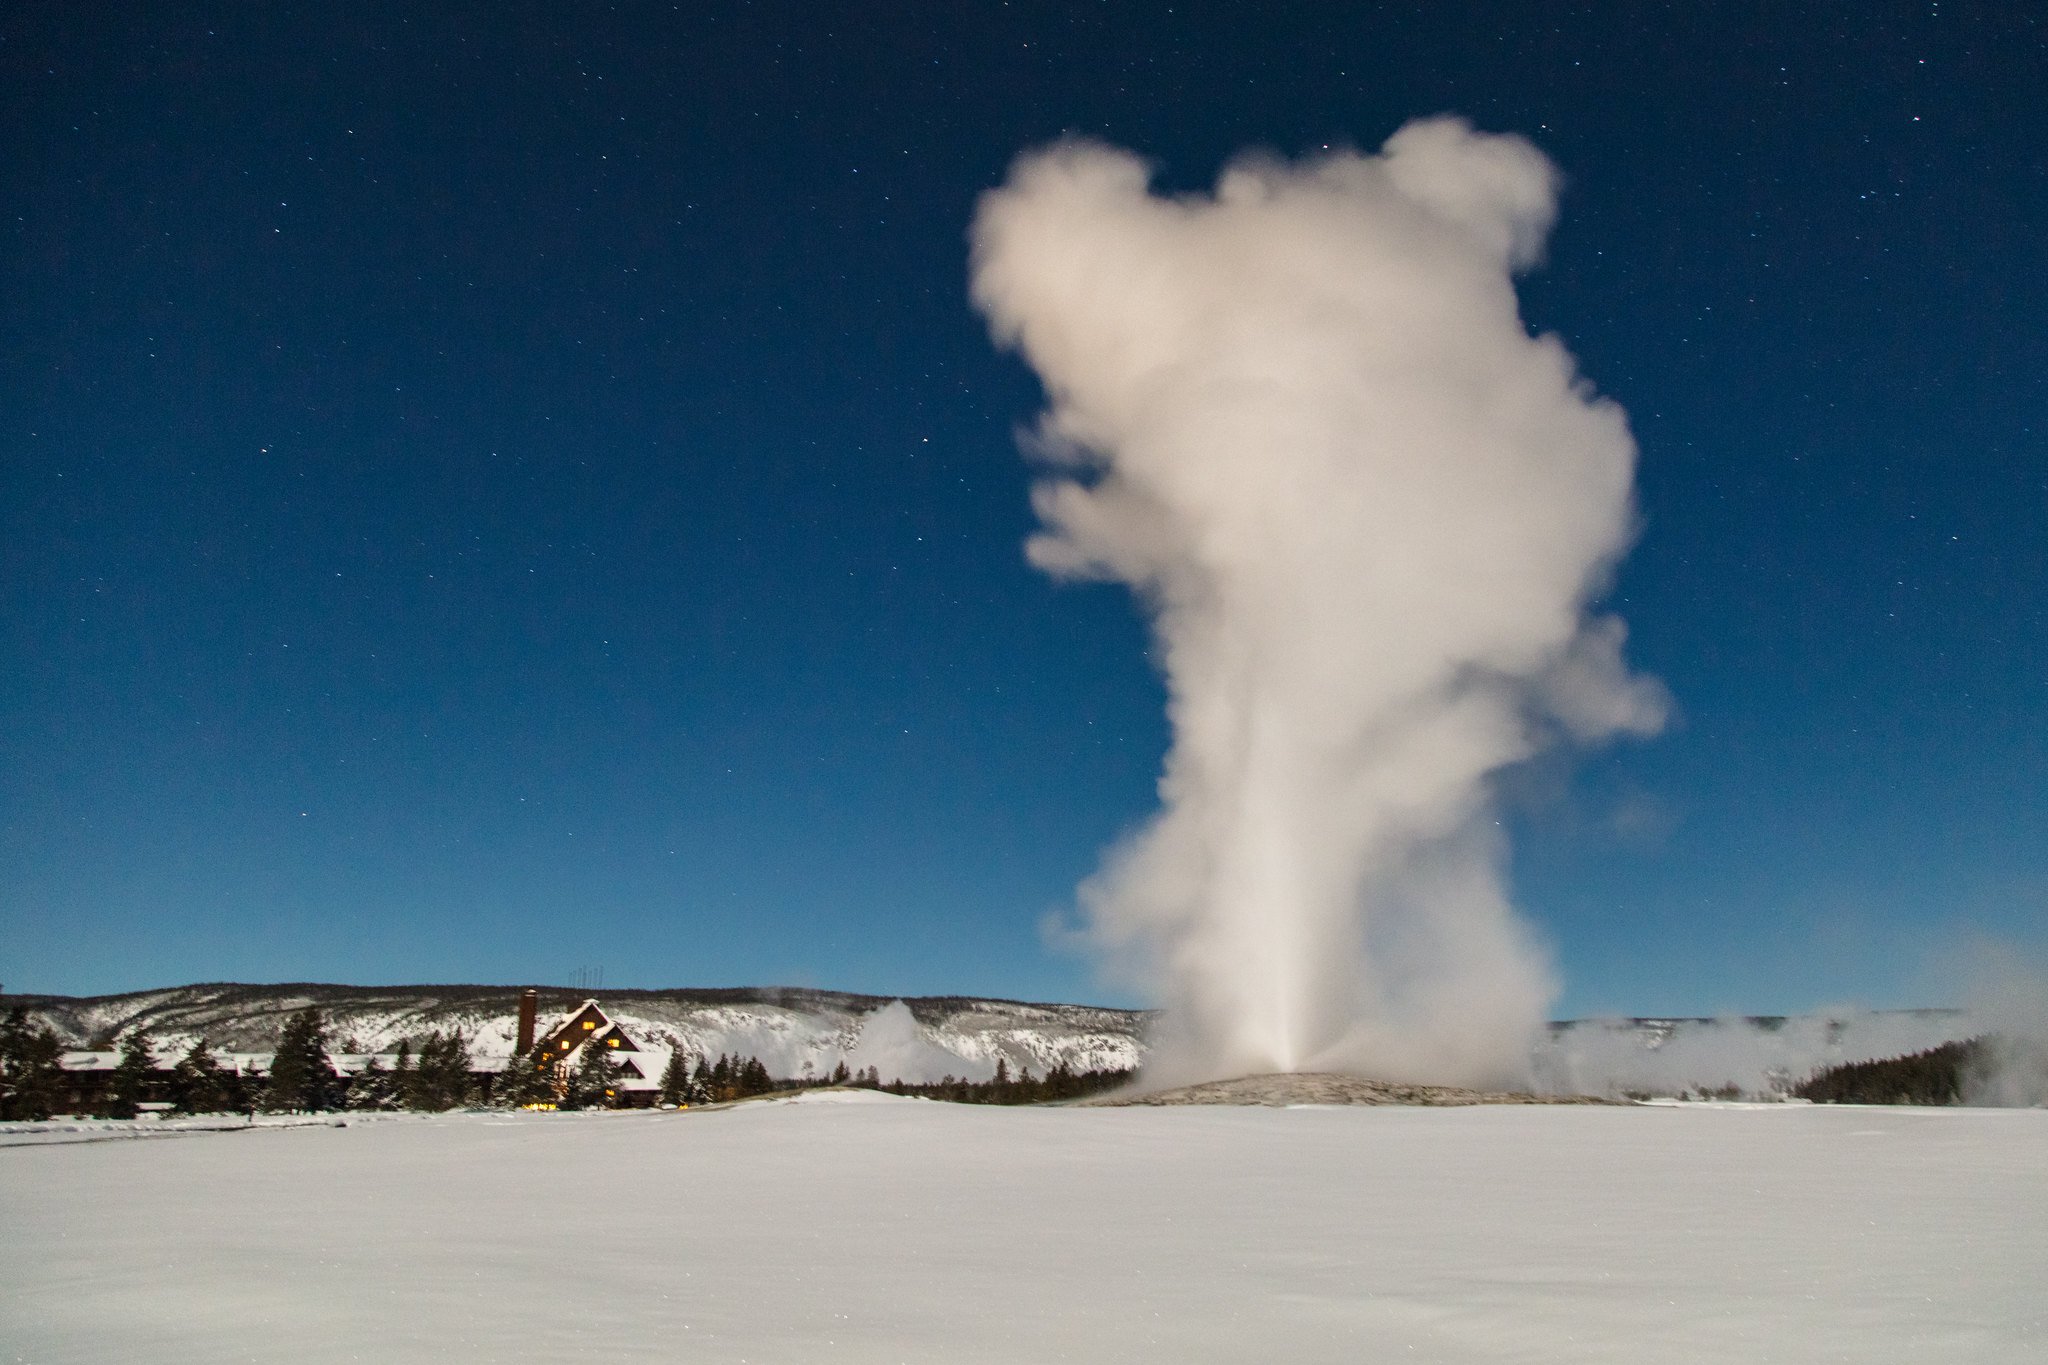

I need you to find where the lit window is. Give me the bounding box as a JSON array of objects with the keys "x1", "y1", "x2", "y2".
[
  {"x1": 607, "y1": 1038, "x2": 619, "y2": 1047},
  {"x1": 582, "y1": 1021, "x2": 595, "y2": 1030}
]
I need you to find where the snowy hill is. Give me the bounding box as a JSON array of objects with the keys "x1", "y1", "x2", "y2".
[
  {"x1": 5, "y1": 983, "x2": 1147, "y2": 1086},
  {"x1": 4, "y1": 983, "x2": 1988, "y2": 1096}
]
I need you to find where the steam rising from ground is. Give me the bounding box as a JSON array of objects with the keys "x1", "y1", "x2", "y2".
[
  {"x1": 843, "y1": 1001, "x2": 993, "y2": 1084},
  {"x1": 972, "y1": 119, "x2": 1665, "y2": 1088},
  {"x1": 1533, "y1": 1011, "x2": 1979, "y2": 1100},
  {"x1": 1956, "y1": 948, "x2": 2048, "y2": 1106}
]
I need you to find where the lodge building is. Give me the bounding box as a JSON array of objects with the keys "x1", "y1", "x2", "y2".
[{"x1": 519, "y1": 993, "x2": 663, "y2": 1106}]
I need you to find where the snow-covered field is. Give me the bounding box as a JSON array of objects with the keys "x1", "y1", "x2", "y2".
[{"x1": 3, "y1": 1097, "x2": 2042, "y2": 1363}]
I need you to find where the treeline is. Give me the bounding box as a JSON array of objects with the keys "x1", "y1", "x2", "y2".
[
  {"x1": 1794, "y1": 1037, "x2": 1983, "y2": 1105},
  {"x1": 650, "y1": 1055, "x2": 1133, "y2": 1106},
  {"x1": 348, "y1": 1031, "x2": 488, "y2": 1111},
  {"x1": 654, "y1": 1051, "x2": 776, "y2": 1106},
  {"x1": 2, "y1": 1007, "x2": 268, "y2": 1120},
  {"x1": 5, "y1": 1004, "x2": 525, "y2": 1118},
  {"x1": 879, "y1": 1058, "x2": 1135, "y2": 1105}
]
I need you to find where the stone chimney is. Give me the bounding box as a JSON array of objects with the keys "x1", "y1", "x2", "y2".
[{"x1": 516, "y1": 989, "x2": 539, "y2": 1055}]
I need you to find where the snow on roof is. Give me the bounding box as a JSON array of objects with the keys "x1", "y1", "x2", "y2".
[
  {"x1": 576, "y1": 1045, "x2": 671, "y2": 1090},
  {"x1": 62, "y1": 1050, "x2": 276, "y2": 1074},
  {"x1": 329, "y1": 1052, "x2": 516, "y2": 1075}
]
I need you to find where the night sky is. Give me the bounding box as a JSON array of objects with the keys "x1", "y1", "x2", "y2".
[{"x1": 4, "y1": 3, "x2": 2043, "y2": 1015}]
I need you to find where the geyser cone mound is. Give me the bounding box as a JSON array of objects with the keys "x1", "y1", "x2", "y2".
[{"x1": 1086, "y1": 1072, "x2": 1615, "y2": 1107}]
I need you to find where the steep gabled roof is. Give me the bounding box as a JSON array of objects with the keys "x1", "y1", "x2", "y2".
[
  {"x1": 533, "y1": 999, "x2": 610, "y2": 1051},
  {"x1": 531, "y1": 1000, "x2": 653, "y2": 1072}
]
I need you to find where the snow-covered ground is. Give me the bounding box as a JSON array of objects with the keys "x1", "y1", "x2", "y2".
[{"x1": 3, "y1": 1100, "x2": 2041, "y2": 1363}]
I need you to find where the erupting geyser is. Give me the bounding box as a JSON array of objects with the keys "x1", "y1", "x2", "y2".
[{"x1": 970, "y1": 118, "x2": 1666, "y2": 1089}]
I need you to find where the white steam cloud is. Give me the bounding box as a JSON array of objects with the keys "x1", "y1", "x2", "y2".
[
  {"x1": 971, "y1": 119, "x2": 1666, "y2": 1088},
  {"x1": 1954, "y1": 945, "x2": 2048, "y2": 1106}
]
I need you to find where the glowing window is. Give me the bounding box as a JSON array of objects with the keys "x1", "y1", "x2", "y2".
[
  {"x1": 607, "y1": 1038, "x2": 619, "y2": 1047},
  {"x1": 582, "y1": 1021, "x2": 595, "y2": 1030}
]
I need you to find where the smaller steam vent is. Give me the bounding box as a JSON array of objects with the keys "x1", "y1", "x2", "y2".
[{"x1": 516, "y1": 989, "x2": 538, "y2": 1055}]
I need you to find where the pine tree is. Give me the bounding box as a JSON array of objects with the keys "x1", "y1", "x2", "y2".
[
  {"x1": 691, "y1": 1055, "x2": 713, "y2": 1103},
  {"x1": 264, "y1": 1006, "x2": 337, "y2": 1112},
  {"x1": 498, "y1": 1046, "x2": 558, "y2": 1108},
  {"x1": 411, "y1": 1034, "x2": 438, "y2": 1109},
  {"x1": 0, "y1": 1006, "x2": 66, "y2": 1120},
  {"x1": 442, "y1": 1030, "x2": 476, "y2": 1107},
  {"x1": 830, "y1": 1059, "x2": 851, "y2": 1086},
  {"x1": 658, "y1": 1050, "x2": 692, "y2": 1106},
  {"x1": 171, "y1": 1037, "x2": 233, "y2": 1115},
  {"x1": 390, "y1": 1039, "x2": 414, "y2": 1106},
  {"x1": 105, "y1": 1029, "x2": 157, "y2": 1119},
  {"x1": 405, "y1": 1031, "x2": 474, "y2": 1111},
  {"x1": 402, "y1": 1034, "x2": 435, "y2": 1109},
  {"x1": 565, "y1": 1038, "x2": 620, "y2": 1110},
  {"x1": 347, "y1": 1055, "x2": 395, "y2": 1111}
]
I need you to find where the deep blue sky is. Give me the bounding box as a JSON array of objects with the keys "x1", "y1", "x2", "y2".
[{"x1": 4, "y1": 3, "x2": 2043, "y2": 1016}]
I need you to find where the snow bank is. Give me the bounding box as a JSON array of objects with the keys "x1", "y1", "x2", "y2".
[{"x1": 0, "y1": 1113, "x2": 355, "y2": 1148}]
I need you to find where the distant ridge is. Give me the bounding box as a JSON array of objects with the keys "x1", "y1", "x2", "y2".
[{"x1": 2, "y1": 982, "x2": 1150, "y2": 1084}]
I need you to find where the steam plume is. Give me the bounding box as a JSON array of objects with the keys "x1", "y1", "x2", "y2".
[{"x1": 971, "y1": 119, "x2": 1665, "y2": 1088}]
